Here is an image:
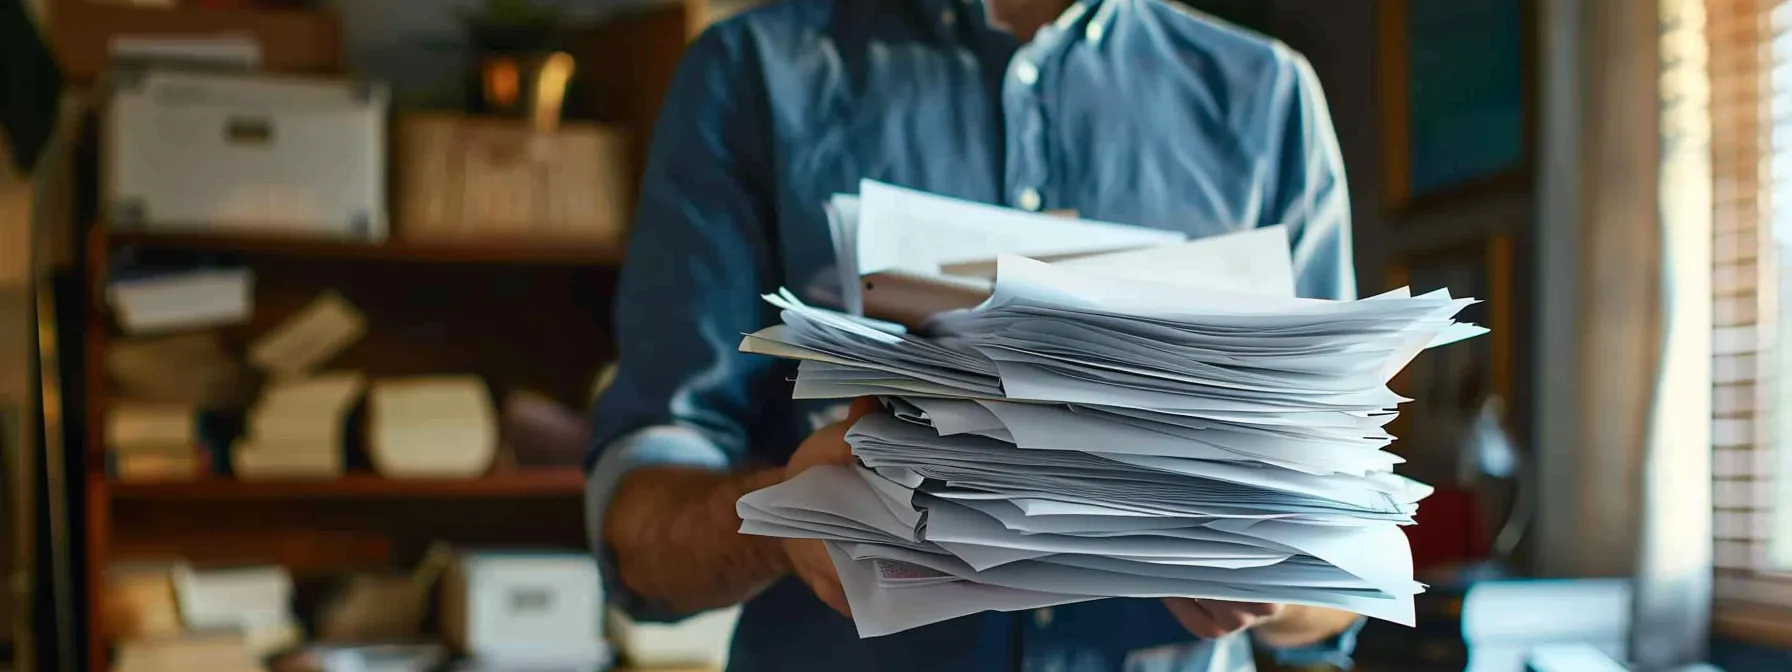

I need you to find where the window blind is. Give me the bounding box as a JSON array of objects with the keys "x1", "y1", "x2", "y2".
[{"x1": 1709, "y1": 0, "x2": 1792, "y2": 623}]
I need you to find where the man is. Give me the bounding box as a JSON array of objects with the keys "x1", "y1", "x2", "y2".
[{"x1": 587, "y1": 0, "x2": 1365, "y2": 669}]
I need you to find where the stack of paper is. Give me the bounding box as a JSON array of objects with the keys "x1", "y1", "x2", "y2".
[{"x1": 735, "y1": 182, "x2": 1486, "y2": 637}]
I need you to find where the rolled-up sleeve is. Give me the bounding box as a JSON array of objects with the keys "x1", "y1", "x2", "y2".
[
  {"x1": 583, "y1": 20, "x2": 779, "y2": 622},
  {"x1": 1260, "y1": 46, "x2": 1355, "y2": 303}
]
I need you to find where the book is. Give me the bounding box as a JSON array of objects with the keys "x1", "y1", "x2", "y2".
[
  {"x1": 105, "y1": 402, "x2": 198, "y2": 452},
  {"x1": 112, "y1": 632, "x2": 266, "y2": 672},
  {"x1": 107, "y1": 331, "x2": 253, "y2": 407},
  {"x1": 108, "y1": 267, "x2": 253, "y2": 335},
  {"x1": 232, "y1": 372, "x2": 364, "y2": 480},
  {"x1": 104, "y1": 561, "x2": 186, "y2": 642},
  {"x1": 367, "y1": 376, "x2": 497, "y2": 478},
  {"x1": 248, "y1": 291, "x2": 366, "y2": 380}
]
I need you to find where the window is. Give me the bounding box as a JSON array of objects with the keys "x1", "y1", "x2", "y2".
[{"x1": 1711, "y1": 0, "x2": 1792, "y2": 639}]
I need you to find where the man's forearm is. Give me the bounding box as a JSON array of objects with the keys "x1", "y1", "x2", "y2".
[
  {"x1": 605, "y1": 465, "x2": 790, "y2": 614},
  {"x1": 1253, "y1": 605, "x2": 1362, "y2": 648}
]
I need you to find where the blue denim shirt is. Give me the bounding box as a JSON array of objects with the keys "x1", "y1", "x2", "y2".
[{"x1": 585, "y1": 1, "x2": 1361, "y2": 670}]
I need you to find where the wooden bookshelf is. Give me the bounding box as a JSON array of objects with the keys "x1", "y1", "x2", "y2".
[
  {"x1": 62, "y1": 0, "x2": 712, "y2": 667},
  {"x1": 103, "y1": 469, "x2": 587, "y2": 500}
]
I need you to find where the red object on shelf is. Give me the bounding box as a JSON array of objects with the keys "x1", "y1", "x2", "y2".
[{"x1": 1404, "y1": 486, "x2": 1491, "y2": 569}]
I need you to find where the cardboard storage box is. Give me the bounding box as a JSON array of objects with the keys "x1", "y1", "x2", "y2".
[{"x1": 395, "y1": 114, "x2": 630, "y2": 247}]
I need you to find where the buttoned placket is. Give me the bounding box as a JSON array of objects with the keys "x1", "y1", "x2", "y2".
[
  {"x1": 1001, "y1": 16, "x2": 1054, "y2": 213},
  {"x1": 997, "y1": 0, "x2": 1110, "y2": 215}
]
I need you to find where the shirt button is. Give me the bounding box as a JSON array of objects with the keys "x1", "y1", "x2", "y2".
[
  {"x1": 1017, "y1": 188, "x2": 1042, "y2": 211},
  {"x1": 1015, "y1": 60, "x2": 1040, "y2": 86},
  {"x1": 1086, "y1": 21, "x2": 1105, "y2": 42},
  {"x1": 1034, "y1": 607, "x2": 1054, "y2": 628}
]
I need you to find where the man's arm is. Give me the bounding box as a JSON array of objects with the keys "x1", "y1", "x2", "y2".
[
  {"x1": 1264, "y1": 44, "x2": 1356, "y2": 303},
  {"x1": 584, "y1": 21, "x2": 786, "y2": 620},
  {"x1": 605, "y1": 467, "x2": 788, "y2": 614}
]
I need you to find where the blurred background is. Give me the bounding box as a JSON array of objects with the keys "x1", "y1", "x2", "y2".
[{"x1": 0, "y1": 0, "x2": 1784, "y2": 670}]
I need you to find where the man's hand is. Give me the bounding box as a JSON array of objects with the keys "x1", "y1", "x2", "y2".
[
  {"x1": 1161, "y1": 599, "x2": 1283, "y2": 639},
  {"x1": 1163, "y1": 599, "x2": 1360, "y2": 647},
  {"x1": 781, "y1": 397, "x2": 881, "y2": 617}
]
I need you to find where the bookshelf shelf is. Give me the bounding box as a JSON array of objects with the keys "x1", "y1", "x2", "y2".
[
  {"x1": 103, "y1": 469, "x2": 587, "y2": 499},
  {"x1": 110, "y1": 231, "x2": 625, "y2": 267}
]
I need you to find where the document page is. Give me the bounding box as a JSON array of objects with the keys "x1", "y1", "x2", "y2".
[{"x1": 854, "y1": 179, "x2": 1187, "y2": 276}]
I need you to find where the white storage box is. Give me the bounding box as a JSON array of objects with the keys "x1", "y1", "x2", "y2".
[
  {"x1": 105, "y1": 68, "x2": 389, "y2": 241},
  {"x1": 607, "y1": 604, "x2": 738, "y2": 669},
  {"x1": 440, "y1": 552, "x2": 610, "y2": 668}
]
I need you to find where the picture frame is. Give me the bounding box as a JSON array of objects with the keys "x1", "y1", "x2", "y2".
[
  {"x1": 1377, "y1": 0, "x2": 1535, "y2": 214},
  {"x1": 1384, "y1": 235, "x2": 1515, "y2": 468}
]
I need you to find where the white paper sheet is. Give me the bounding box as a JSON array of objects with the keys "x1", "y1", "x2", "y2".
[
  {"x1": 854, "y1": 180, "x2": 1187, "y2": 276},
  {"x1": 1049, "y1": 225, "x2": 1296, "y2": 298}
]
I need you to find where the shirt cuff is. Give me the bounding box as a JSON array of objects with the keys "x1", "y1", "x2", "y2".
[
  {"x1": 584, "y1": 425, "x2": 732, "y2": 622},
  {"x1": 1260, "y1": 614, "x2": 1366, "y2": 670}
]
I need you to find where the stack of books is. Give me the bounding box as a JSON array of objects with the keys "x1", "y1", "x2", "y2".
[
  {"x1": 229, "y1": 291, "x2": 371, "y2": 480},
  {"x1": 232, "y1": 373, "x2": 364, "y2": 480},
  {"x1": 105, "y1": 403, "x2": 208, "y2": 482}
]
